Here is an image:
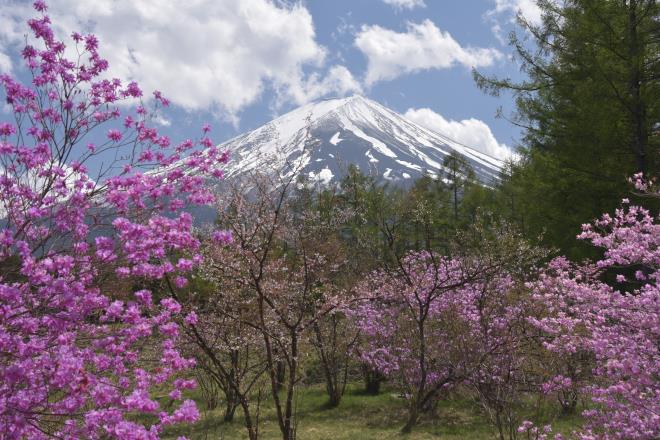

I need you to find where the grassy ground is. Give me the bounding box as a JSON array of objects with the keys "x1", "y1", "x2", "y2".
[{"x1": 162, "y1": 383, "x2": 583, "y2": 439}]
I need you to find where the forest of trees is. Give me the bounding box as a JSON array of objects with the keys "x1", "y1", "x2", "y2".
[{"x1": 475, "y1": 0, "x2": 659, "y2": 259}]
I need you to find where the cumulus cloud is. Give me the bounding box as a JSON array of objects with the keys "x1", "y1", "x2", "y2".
[
  {"x1": 489, "y1": 0, "x2": 544, "y2": 26},
  {"x1": 404, "y1": 107, "x2": 515, "y2": 161},
  {"x1": 354, "y1": 20, "x2": 503, "y2": 85},
  {"x1": 486, "y1": 0, "x2": 560, "y2": 43},
  {"x1": 0, "y1": 0, "x2": 359, "y2": 119},
  {"x1": 278, "y1": 65, "x2": 362, "y2": 108},
  {"x1": 382, "y1": 0, "x2": 426, "y2": 10}
]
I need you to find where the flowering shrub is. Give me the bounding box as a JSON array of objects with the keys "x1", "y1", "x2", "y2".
[
  {"x1": 0, "y1": 2, "x2": 227, "y2": 438},
  {"x1": 352, "y1": 242, "x2": 539, "y2": 433},
  {"x1": 176, "y1": 171, "x2": 352, "y2": 440},
  {"x1": 530, "y1": 190, "x2": 659, "y2": 439}
]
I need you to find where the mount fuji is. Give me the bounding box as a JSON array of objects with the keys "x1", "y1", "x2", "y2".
[{"x1": 220, "y1": 95, "x2": 505, "y2": 185}]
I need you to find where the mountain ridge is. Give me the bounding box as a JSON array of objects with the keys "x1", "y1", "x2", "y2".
[{"x1": 220, "y1": 95, "x2": 504, "y2": 185}]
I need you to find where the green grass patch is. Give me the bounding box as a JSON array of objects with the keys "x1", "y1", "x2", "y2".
[{"x1": 161, "y1": 383, "x2": 584, "y2": 439}]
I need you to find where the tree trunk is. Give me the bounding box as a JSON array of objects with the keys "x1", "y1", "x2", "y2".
[
  {"x1": 495, "y1": 410, "x2": 505, "y2": 440},
  {"x1": 275, "y1": 360, "x2": 286, "y2": 395},
  {"x1": 223, "y1": 399, "x2": 238, "y2": 422},
  {"x1": 362, "y1": 365, "x2": 383, "y2": 395},
  {"x1": 627, "y1": 0, "x2": 648, "y2": 174},
  {"x1": 326, "y1": 384, "x2": 341, "y2": 408},
  {"x1": 401, "y1": 405, "x2": 419, "y2": 434},
  {"x1": 281, "y1": 331, "x2": 299, "y2": 440},
  {"x1": 453, "y1": 179, "x2": 458, "y2": 221},
  {"x1": 559, "y1": 391, "x2": 578, "y2": 415},
  {"x1": 322, "y1": 362, "x2": 340, "y2": 408},
  {"x1": 222, "y1": 350, "x2": 240, "y2": 421},
  {"x1": 313, "y1": 320, "x2": 349, "y2": 408},
  {"x1": 240, "y1": 399, "x2": 259, "y2": 440},
  {"x1": 421, "y1": 394, "x2": 439, "y2": 414}
]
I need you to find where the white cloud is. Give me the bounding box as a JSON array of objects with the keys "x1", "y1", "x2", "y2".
[
  {"x1": 490, "y1": 0, "x2": 544, "y2": 26},
  {"x1": 276, "y1": 65, "x2": 362, "y2": 108},
  {"x1": 381, "y1": 0, "x2": 426, "y2": 10},
  {"x1": 486, "y1": 1, "x2": 562, "y2": 46},
  {"x1": 0, "y1": 0, "x2": 359, "y2": 119},
  {"x1": 152, "y1": 114, "x2": 172, "y2": 127},
  {"x1": 354, "y1": 20, "x2": 503, "y2": 85},
  {"x1": 0, "y1": 52, "x2": 11, "y2": 73},
  {"x1": 404, "y1": 107, "x2": 515, "y2": 161}
]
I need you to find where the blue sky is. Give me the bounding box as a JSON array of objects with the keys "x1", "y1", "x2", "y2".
[{"x1": 0, "y1": 0, "x2": 541, "y2": 160}]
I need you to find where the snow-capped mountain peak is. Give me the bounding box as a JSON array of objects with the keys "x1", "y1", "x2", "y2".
[{"x1": 221, "y1": 95, "x2": 504, "y2": 185}]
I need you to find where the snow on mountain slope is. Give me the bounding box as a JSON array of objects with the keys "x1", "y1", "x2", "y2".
[{"x1": 220, "y1": 95, "x2": 504, "y2": 185}]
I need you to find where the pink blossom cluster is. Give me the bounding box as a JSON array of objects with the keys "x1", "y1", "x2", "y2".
[
  {"x1": 351, "y1": 250, "x2": 524, "y2": 430},
  {"x1": 629, "y1": 172, "x2": 657, "y2": 194},
  {"x1": 352, "y1": 253, "x2": 465, "y2": 384},
  {"x1": 0, "y1": 2, "x2": 228, "y2": 438},
  {"x1": 530, "y1": 198, "x2": 660, "y2": 439},
  {"x1": 517, "y1": 421, "x2": 564, "y2": 440}
]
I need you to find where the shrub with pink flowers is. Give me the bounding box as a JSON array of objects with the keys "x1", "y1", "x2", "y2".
[
  {"x1": 351, "y1": 222, "x2": 546, "y2": 434},
  {"x1": 529, "y1": 184, "x2": 659, "y2": 439},
  {"x1": 0, "y1": 2, "x2": 227, "y2": 438}
]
